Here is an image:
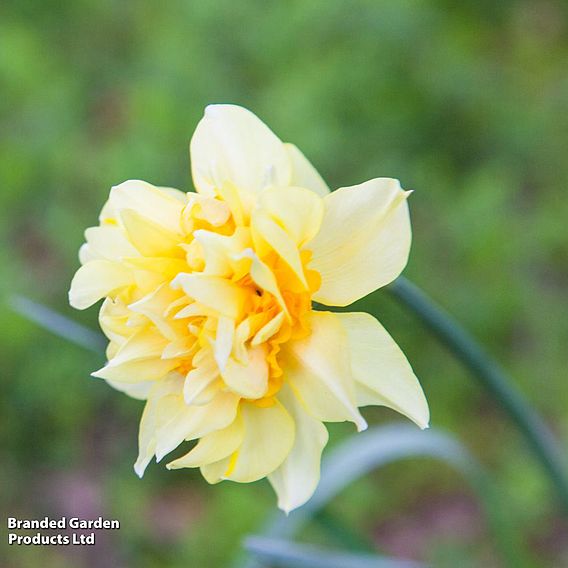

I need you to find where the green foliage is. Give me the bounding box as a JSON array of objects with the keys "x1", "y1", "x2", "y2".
[{"x1": 2, "y1": 1, "x2": 567, "y2": 566}]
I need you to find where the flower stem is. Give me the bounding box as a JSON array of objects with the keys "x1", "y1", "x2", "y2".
[{"x1": 386, "y1": 276, "x2": 568, "y2": 513}]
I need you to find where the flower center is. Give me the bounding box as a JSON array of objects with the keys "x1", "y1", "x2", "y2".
[{"x1": 161, "y1": 193, "x2": 320, "y2": 406}]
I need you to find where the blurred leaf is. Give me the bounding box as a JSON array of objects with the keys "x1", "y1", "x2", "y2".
[
  {"x1": 244, "y1": 536, "x2": 425, "y2": 568},
  {"x1": 240, "y1": 424, "x2": 532, "y2": 568},
  {"x1": 9, "y1": 295, "x2": 105, "y2": 353}
]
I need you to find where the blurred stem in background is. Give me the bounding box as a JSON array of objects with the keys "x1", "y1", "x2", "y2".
[{"x1": 387, "y1": 277, "x2": 568, "y2": 514}]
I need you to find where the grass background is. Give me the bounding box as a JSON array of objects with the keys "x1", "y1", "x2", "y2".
[{"x1": 1, "y1": 1, "x2": 568, "y2": 566}]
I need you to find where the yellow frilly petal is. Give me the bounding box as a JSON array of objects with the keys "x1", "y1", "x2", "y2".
[
  {"x1": 171, "y1": 273, "x2": 247, "y2": 320},
  {"x1": 154, "y1": 390, "x2": 240, "y2": 462},
  {"x1": 69, "y1": 259, "x2": 133, "y2": 310},
  {"x1": 118, "y1": 208, "x2": 183, "y2": 257},
  {"x1": 221, "y1": 345, "x2": 269, "y2": 399},
  {"x1": 92, "y1": 328, "x2": 177, "y2": 383},
  {"x1": 167, "y1": 412, "x2": 244, "y2": 470},
  {"x1": 83, "y1": 225, "x2": 139, "y2": 261},
  {"x1": 103, "y1": 180, "x2": 185, "y2": 232},
  {"x1": 135, "y1": 374, "x2": 184, "y2": 477}
]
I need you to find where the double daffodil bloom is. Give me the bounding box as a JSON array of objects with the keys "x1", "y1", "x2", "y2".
[{"x1": 69, "y1": 104, "x2": 428, "y2": 512}]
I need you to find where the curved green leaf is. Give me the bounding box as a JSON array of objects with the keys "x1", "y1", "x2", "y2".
[{"x1": 239, "y1": 424, "x2": 531, "y2": 568}]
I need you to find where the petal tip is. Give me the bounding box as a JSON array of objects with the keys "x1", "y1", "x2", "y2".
[
  {"x1": 355, "y1": 415, "x2": 368, "y2": 432},
  {"x1": 279, "y1": 504, "x2": 293, "y2": 516},
  {"x1": 133, "y1": 462, "x2": 146, "y2": 478}
]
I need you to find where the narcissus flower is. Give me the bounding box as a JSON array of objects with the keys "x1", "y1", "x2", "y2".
[{"x1": 69, "y1": 104, "x2": 428, "y2": 512}]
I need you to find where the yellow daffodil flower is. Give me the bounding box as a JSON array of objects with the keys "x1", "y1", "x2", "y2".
[{"x1": 69, "y1": 104, "x2": 429, "y2": 512}]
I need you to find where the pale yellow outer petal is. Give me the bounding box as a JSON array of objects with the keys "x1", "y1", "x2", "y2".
[
  {"x1": 336, "y1": 312, "x2": 429, "y2": 429},
  {"x1": 190, "y1": 104, "x2": 291, "y2": 196},
  {"x1": 200, "y1": 457, "x2": 232, "y2": 484},
  {"x1": 135, "y1": 374, "x2": 184, "y2": 477},
  {"x1": 69, "y1": 260, "x2": 133, "y2": 310},
  {"x1": 103, "y1": 180, "x2": 185, "y2": 232},
  {"x1": 154, "y1": 390, "x2": 240, "y2": 461},
  {"x1": 99, "y1": 180, "x2": 187, "y2": 233},
  {"x1": 105, "y1": 379, "x2": 154, "y2": 400},
  {"x1": 92, "y1": 329, "x2": 177, "y2": 383},
  {"x1": 284, "y1": 143, "x2": 330, "y2": 196},
  {"x1": 98, "y1": 297, "x2": 131, "y2": 344},
  {"x1": 309, "y1": 178, "x2": 411, "y2": 306},
  {"x1": 135, "y1": 394, "x2": 181, "y2": 477},
  {"x1": 268, "y1": 385, "x2": 329, "y2": 513},
  {"x1": 83, "y1": 226, "x2": 139, "y2": 261},
  {"x1": 214, "y1": 400, "x2": 295, "y2": 484},
  {"x1": 284, "y1": 311, "x2": 367, "y2": 431},
  {"x1": 93, "y1": 358, "x2": 178, "y2": 384},
  {"x1": 167, "y1": 412, "x2": 244, "y2": 470}
]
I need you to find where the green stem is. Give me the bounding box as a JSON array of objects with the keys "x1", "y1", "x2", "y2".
[{"x1": 386, "y1": 276, "x2": 568, "y2": 513}]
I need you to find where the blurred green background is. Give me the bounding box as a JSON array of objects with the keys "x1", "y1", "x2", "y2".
[{"x1": 1, "y1": 1, "x2": 568, "y2": 566}]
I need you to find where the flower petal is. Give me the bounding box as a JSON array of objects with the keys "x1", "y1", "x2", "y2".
[
  {"x1": 134, "y1": 374, "x2": 184, "y2": 477},
  {"x1": 234, "y1": 249, "x2": 288, "y2": 315},
  {"x1": 284, "y1": 143, "x2": 330, "y2": 196},
  {"x1": 214, "y1": 316, "x2": 235, "y2": 372},
  {"x1": 167, "y1": 412, "x2": 244, "y2": 469},
  {"x1": 184, "y1": 357, "x2": 219, "y2": 405},
  {"x1": 190, "y1": 104, "x2": 291, "y2": 196},
  {"x1": 251, "y1": 210, "x2": 308, "y2": 288},
  {"x1": 154, "y1": 390, "x2": 240, "y2": 462},
  {"x1": 118, "y1": 208, "x2": 183, "y2": 257},
  {"x1": 105, "y1": 379, "x2": 154, "y2": 400},
  {"x1": 336, "y1": 312, "x2": 429, "y2": 429},
  {"x1": 252, "y1": 311, "x2": 285, "y2": 346},
  {"x1": 222, "y1": 400, "x2": 295, "y2": 483},
  {"x1": 309, "y1": 178, "x2": 411, "y2": 306},
  {"x1": 268, "y1": 385, "x2": 328, "y2": 513},
  {"x1": 193, "y1": 227, "x2": 251, "y2": 277},
  {"x1": 83, "y1": 225, "x2": 139, "y2": 261},
  {"x1": 128, "y1": 283, "x2": 186, "y2": 342},
  {"x1": 92, "y1": 328, "x2": 177, "y2": 383},
  {"x1": 257, "y1": 186, "x2": 324, "y2": 248},
  {"x1": 221, "y1": 345, "x2": 269, "y2": 399},
  {"x1": 171, "y1": 273, "x2": 247, "y2": 320},
  {"x1": 284, "y1": 311, "x2": 367, "y2": 430},
  {"x1": 103, "y1": 180, "x2": 185, "y2": 232},
  {"x1": 69, "y1": 260, "x2": 133, "y2": 310}
]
